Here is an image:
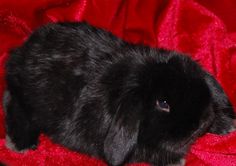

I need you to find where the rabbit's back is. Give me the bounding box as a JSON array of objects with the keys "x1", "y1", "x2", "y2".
[{"x1": 5, "y1": 22, "x2": 124, "y2": 134}]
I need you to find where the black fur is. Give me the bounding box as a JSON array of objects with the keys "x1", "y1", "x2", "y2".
[{"x1": 4, "y1": 22, "x2": 235, "y2": 166}]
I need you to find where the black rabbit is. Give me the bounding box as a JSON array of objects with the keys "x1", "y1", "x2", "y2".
[{"x1": 3, "y1": 22, "x2": 235, "y2": 166}]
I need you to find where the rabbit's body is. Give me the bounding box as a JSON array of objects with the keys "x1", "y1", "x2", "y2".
[{"x1": 4, "y1": 22, "x2": 235, "y2": 166}]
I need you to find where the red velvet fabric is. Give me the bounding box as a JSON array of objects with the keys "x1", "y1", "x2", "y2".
[{"x1": 0, "y1": 0, "x2": 236, "y2": 165}]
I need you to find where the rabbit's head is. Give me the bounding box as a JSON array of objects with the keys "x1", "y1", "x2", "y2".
[{"x1": 102, "y1": 50, "x2": 235, "y2": 165}]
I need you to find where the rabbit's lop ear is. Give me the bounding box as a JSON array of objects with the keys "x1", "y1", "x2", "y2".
[
  {"x1": 104, "y1": 95, "x2": 141, "y2": 166},
  {"x1": 204, "y1": 72, "x2": 235, "y2": 134}
]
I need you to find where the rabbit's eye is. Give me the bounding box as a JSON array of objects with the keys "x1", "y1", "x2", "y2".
[{"x1": 156, "y1": 100, "x2": 170, "y2": 113}]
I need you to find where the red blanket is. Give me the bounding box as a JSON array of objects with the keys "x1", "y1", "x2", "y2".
[{"x1": 0, "y1": 0, "x2": 236, "y2": 165}]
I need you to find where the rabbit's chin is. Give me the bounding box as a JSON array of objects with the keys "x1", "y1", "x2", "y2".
[{"x1": 5, "y1": 135, "x2": 35, "y2": 153}]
